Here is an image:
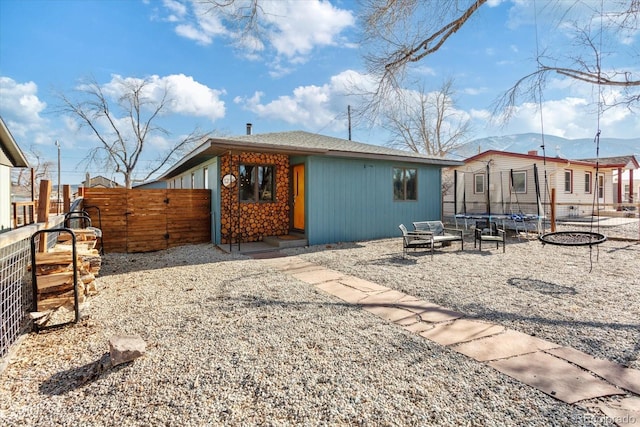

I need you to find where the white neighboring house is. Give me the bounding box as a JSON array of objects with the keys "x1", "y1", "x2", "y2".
[
  {"x1": 444, "y1": 149, "x2": 631, "y2": 220},
  {"x1": 0, "y1": 117, "x2": 29, "y2": 232}
]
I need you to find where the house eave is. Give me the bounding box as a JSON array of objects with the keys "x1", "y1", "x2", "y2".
[
  {"x1": 160, "y1": 137, "x2": 461, "y2": 180},
  {"x1": 0, "y1": 117, "x2": 29, "y2": 168}
]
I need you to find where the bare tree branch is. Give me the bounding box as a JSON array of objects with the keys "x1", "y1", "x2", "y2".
[
  {"x1": 57, "y1": 76, "x2": 211, "y2": 188},
  {"x1": 384, "y1": 78, "x2": 471, "y2": 157}
]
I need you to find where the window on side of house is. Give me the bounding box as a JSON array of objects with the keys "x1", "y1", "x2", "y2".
[
  {"x1": 393, "y1": 167, "x2": 417, "y2": 201},
  {"x1": 511, "y1": 171, "x2": 527, "y2": 193},
  {"x1": 204, "y1": 167, "x2": 209, "y2": 190},
  {"x1": 584, "y1": 171, "x2": 592, "y2": 194},
  {"x1": 564, "y1": 170, "x2": 573, "y2": 193},
  {"x1": 239, "y1": 164, "x2": 275, "y2": 202},
  {"x1": 191, "y1": 172, "x2": 195, "y2": 189},
  {"x1": 474, "y1": 173, "x2": 485, "y2": 194}
]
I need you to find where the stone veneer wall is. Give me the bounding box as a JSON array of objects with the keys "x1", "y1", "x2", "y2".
[{"x1": 220, "y1": 152, "x2": 290, "y2": 243}]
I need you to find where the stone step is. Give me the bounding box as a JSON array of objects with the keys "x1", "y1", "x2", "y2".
[{"x1": 263, "y1": 234, "x2": 308, "y2": 249}]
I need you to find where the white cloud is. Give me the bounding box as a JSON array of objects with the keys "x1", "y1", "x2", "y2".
[
  {"x1": 175, "y1": 24, "x2": 212, "y2": 45},
  {"x1": 464, "y1": 87, "x2": 488, "y2": 96},
  {"x1": 475, "y1": 95, "x2": 640, "y2": 139},
  {"x1": 100, "y1": 74, "x2": 226, "y2": 122},
  {"x1": 235, "y1": 69, "x2": 372, "y2": 131},
  {"x1": 159, "y1": 0, "x2": 354, "y2": 71},
  {"x1": 265, "y1": 0, "x2": 355, "y2": 58},
  {"x1": 0, "y1": 76, "x2": 47, "y2": 126}
]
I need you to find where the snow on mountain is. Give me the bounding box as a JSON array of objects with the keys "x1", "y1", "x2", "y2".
[{"x1": 454, "y1": 133, "x2": 640, "y2": 160}]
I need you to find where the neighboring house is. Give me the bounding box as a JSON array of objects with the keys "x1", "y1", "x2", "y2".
[
  {"x1": 133, "y1": 180, "x2": 166, "y2": 189},
  {"x1": 80, "y1": 175, "x2": 122, "y2": 188},
  {"x1": 580, "y1": 155, "x2": 639, "y2": 206},
  {"x1": 0, "y1": 117, "x2": 29, "y2": 232},
  {"x1": 159, "y1": 129, "x2": 462, "y2": 246},
  {"x1": 445, "y1": 149, "x2": 631, "y2": 219}
]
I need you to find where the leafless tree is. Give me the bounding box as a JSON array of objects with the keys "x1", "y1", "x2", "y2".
[
  {"x1": 383, "y1": 78, "x2": 470, "y2": 156},
  {"x1": 11, "y1": 146, "x2": 54, "y2": 198},
  {"x1": 359, "y1": 0, "x2": 640, "y2": 117},
  {"x1": 58, "y1": 77, "x2": 209, "y2": 188}
]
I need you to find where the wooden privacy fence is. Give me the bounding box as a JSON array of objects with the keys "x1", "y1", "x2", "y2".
[{"x1": 82, "y1": 188, "x2": 211, "y2": 253}]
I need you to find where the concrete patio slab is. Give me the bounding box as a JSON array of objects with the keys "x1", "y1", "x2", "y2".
[
  {"x1": 419, "y1": 319, "x2": 504, "y2": 346},
  {"x1": 315, "y1": 280, "x2": 369, "y2": 304},
  {"x1": 453, "y1": 329, "x2": 560, "y2": 361},
  {"x1": 490, "y1": 352, "x2": 625, "y2": 404},
  {"x1": 290, "y1": 268, "x2": 346, "y2": 284},
  {"x1": 547, "y1": 347, "x2": 640, "y2": 395},
  {"x1": 358, "y1": 289, "x2": 408, "y2": 306}
]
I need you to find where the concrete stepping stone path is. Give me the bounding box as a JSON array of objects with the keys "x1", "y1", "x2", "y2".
[{"x1": 262, "y1": 256, "x2": 640, "y2": 425}]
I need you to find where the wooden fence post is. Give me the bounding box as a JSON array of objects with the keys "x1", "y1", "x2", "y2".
[
  {"x1": 37, "y1": 180, "x2": 52, "y2": 252},
  {"x1": 63, "y1": 184, "x2": 71, "y2": 213}
]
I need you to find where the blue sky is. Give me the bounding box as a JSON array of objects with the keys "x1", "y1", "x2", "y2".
[{"x1": 1, "y1": 0, "x2": 638, "y2": 185}]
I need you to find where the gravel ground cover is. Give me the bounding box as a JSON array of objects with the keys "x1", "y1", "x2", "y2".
[{"x1": 1, "y1": 228, "x2": 638, "y2": 426}]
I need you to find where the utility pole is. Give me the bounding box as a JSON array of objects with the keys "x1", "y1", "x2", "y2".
[
  {"x1": 55, "y1": 140, "x2": 61, "y2": 214},
  {"x1": 348, "y1": 105, "x2": 352, "y2": 141}
]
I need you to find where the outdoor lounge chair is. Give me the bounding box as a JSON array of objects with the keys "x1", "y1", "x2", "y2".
[
  {"x1": 474, "y1": 220, "x2": 506, "y2": 253},
  {"x1": 412, "y1": 221, "x2": 464, "y2": 251},
  {"x1": 398, "y1": 224, "x2": 433, "y2": 258}
]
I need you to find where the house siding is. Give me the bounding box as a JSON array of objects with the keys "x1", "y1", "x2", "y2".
[
  {"x1": 163, "y1": 157, "x2": 221, "y2": 244},
  {"x1": 1, "y1": 165, "x2": 10, "y2": 231},
  {"x1": 451, "y1": 153, "x2": 617, "y2": 218},
  {"x1": 306, "y1": 156, "x2": 442, "y2": 246}
]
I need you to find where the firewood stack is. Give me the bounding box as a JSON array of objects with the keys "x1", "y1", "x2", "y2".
[{"x1": 31, "y1": 228, "x2": 102, "y2": 314}]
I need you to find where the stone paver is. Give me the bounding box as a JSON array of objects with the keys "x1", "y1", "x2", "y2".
[
  {"x1": 589, "y1": 397, "x2": 640, "y2": 426},
  {"x1": 273, "y1": 256, "x2": 638, "y2": 419},
  {"x1": 362, "y1": 305, "x2": 419, "y2": 324},
  {"x1": 359, "y1": 289, "x2": 408, "y2": 306},
  {"x1": 490, "y1": 352, "x2": 625, "y2": 404},
  {"x1": 395, "y1": 297, "x2": 464, "y2": 322},
  {"x1": 262, "y1": 258, "x2": 323, "y2": 273},
  {"x1": 290, "y1": 269, "x2": 346, "y2": 284},
  {"x1": 419, "y1": 319, "x2": 504, "y2": 346},
  {"x1": 547, "y1": 347, "x2": 640, "y2": 396},
  {"x1": 315, "y1": 280, "x2": 369, "y2": 304},
  {"x1": 337, "y1": 276, "x2": 389, "y2": 293},
  {"x1": 453, "y1": 329, "x2": 560, "y2": 361},
  {"x1": 402, "y1": 321, "x2": 436, "y2": 334}
]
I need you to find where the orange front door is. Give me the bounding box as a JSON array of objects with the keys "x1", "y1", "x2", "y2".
[{"x1": 292, "y1": 164, "x2": 305, "y2": 230}]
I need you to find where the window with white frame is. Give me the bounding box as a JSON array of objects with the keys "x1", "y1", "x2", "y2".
[
  {"x1": 204, "y1": 167, "x2": 209, "y2": 189},
  {"x1": 474, "y1": 174, "x2": 485, "y2": 194},
  {"x1": 564, "y1": 170, "x2": 573, "y2": 193},
  {"x1": 584, "y1": 171, "x2": 592, "y2": 193}
]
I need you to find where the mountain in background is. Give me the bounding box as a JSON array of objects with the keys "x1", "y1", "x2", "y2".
[{"x1": 453, "y1": 133, "x2": 639, "y2": 160}]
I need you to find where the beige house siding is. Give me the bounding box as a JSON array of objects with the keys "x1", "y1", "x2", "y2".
[{"x1": 448, "y1": 151, "x2": 619, "y2": 219}]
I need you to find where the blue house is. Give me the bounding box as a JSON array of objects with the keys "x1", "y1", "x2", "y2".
[{"x1": 159, "y1": 128, "x2": 462, "y2": 246}]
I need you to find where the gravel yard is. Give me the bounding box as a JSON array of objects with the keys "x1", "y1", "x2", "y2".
[{"x1": 0, "y1": 230, "x2": 638, "y2": 426}]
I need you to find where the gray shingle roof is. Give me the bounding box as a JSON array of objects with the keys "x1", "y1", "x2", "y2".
[
  {"x1": 161, "y1": 130, "x2": 462, "y2": 179},
  {"x1": 213, "y1": 131, "x2": 459, "y2": 163}
]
